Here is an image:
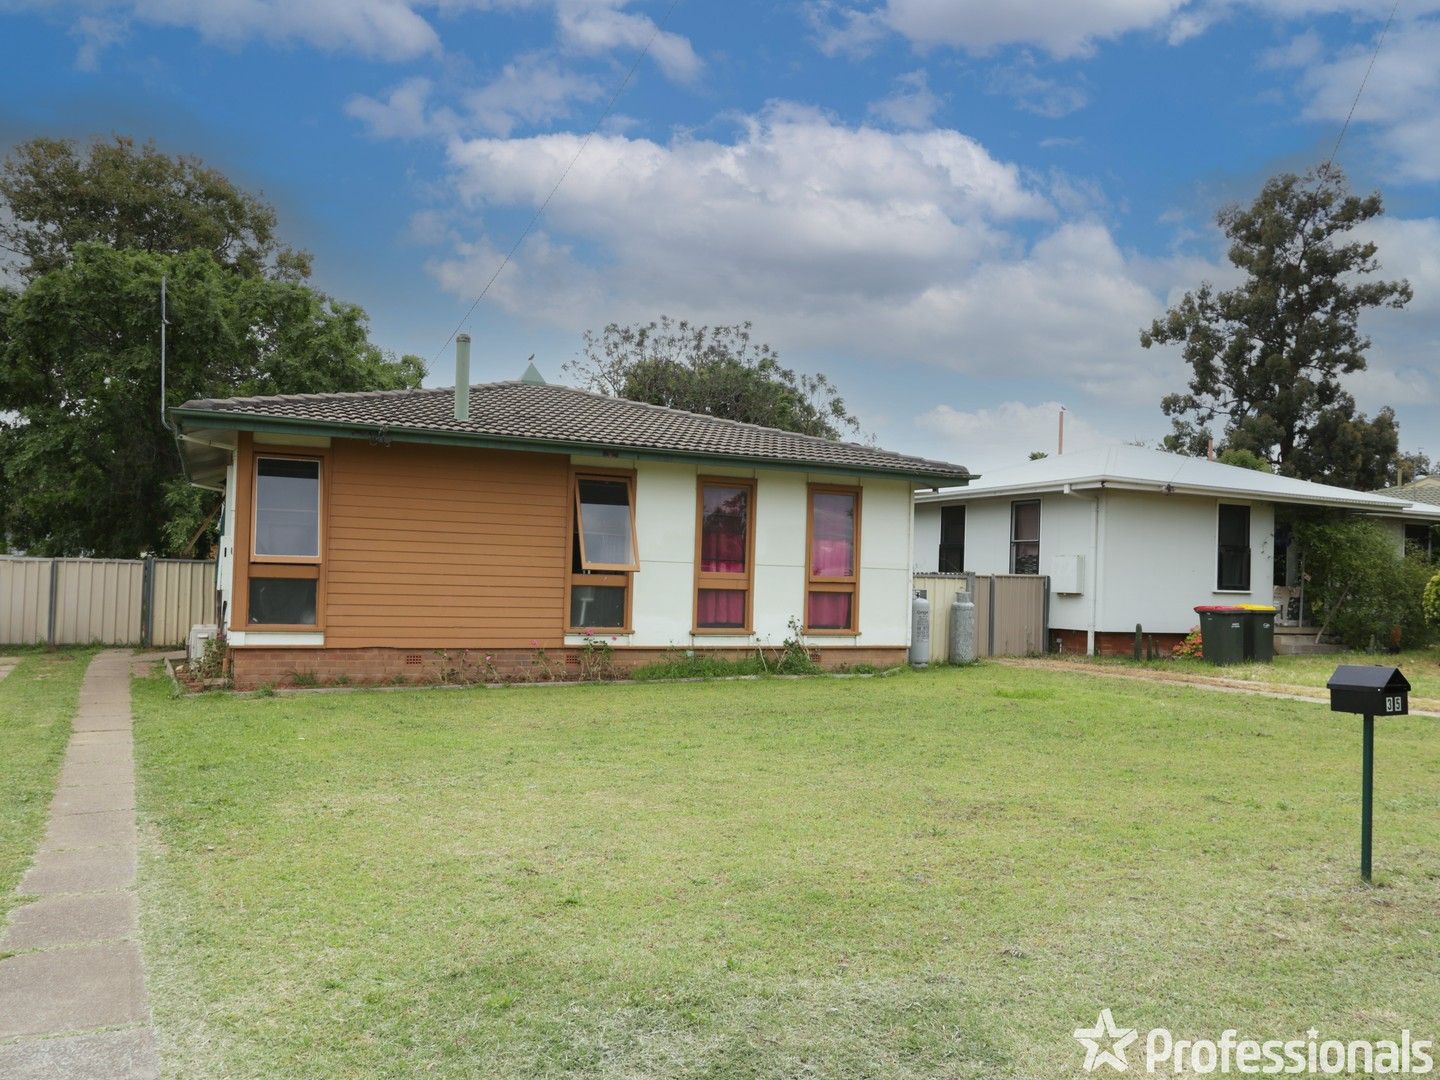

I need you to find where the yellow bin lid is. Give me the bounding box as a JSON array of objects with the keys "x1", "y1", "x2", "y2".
[{"x1": 1237, "y1": 604, "x2": 1276, "y2": 612}]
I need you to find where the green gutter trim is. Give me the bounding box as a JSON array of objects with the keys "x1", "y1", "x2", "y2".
[{"x1": 170, "y1": 407, "x2": 970, "y2": 485}]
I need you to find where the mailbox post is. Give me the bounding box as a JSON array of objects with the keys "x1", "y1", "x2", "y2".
[{"x1": 1325, "y1": 665, "x2": 1411, "y2": 883}]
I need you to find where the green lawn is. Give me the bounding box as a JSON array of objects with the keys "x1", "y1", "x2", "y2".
[
  {"x1": 1088, "y1": 646, "x2": 1440, "y2": 701},
  {"x1": 0, "y1": 649, "x2": 95, "y2": 922},
  {"x1": 132, "y1": 666, "x2": 1440, "y2": 1079}
]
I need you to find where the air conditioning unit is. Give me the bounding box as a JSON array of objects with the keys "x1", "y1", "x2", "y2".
[{"x1": 1049, "y1": 555, "x2": 1084, "y2": 595}]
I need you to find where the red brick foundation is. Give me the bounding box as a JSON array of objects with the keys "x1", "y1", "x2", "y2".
[
  {"x1": 1050, "y1": 629, "x2": 1188, "y2": 658},
  {"x1": 227, "y1": 644, "x2": 910, "y2": 690}
]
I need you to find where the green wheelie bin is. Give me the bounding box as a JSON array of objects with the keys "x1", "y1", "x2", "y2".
[
  {"x1": 1238, "y1": 604, "x2": 1276, "y2": 663},
  {"x1": 1193, "y1": 605, "x2": 1246, "y2": 665}
]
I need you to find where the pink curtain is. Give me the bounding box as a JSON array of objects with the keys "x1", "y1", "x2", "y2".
[
  {"x1": 810, "y1": 493, "x2": 855, "y2": 576},
  {"x1": 698, "y1": 589, "x2": 745, "y2": 627},
  {"x1": 807, "y1": 591, "x2": 852, "y2": 630},
  {"x1": 701, "y1": 486, "x2": 748, "y2": 573},
  {"x1": 701, "y1": 530, "x2": 745, "y2": 573}
]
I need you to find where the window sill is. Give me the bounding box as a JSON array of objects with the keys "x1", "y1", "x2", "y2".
[
  {"x1": 691, "y1": 627, "x2": 753, "y2": 636},
  {"x1": 1213, "y1": 590, "x2": 1253, "y2": 595}
]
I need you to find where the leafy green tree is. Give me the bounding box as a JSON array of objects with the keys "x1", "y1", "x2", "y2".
[
  {"x1": 564, "y1": 318, "x2": 860, "y2": 440},
  {"x1": 0, "y1": 245, "x2": 422, "y2": 557},
  {"x1": 1216, "y1": 447, "x2": 1272, "y2": 472},
  {"x1": 1141, "y1": 166, "x2": 1415, "y2": 488},
  {"x1": 1293, "y1": 515, "x2": 1432, "y2": 649},
  {"x1": 0, "y1": 135, "x2": 309, "y2": 282}
]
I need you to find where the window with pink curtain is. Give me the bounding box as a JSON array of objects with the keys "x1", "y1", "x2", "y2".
[
  {"x1": 805, "y1": 486, "x2": 860, "y2": 633},
  {"x1": 700, "y1": 485, "x2": 748, "y2": 573},
  {"x1": 697, "y1": 588, "x2": 746, "y2": 627},
  {"x1": 695, "y1": 480, "x2": 753, "y2": 630},
  {"x1": 807, "y1": 591, "x2": 852, "y2": 630},
  {"x1": 810, "y1": 491, "x2": 855, "y2": 577}
]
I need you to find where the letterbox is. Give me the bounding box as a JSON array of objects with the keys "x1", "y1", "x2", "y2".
[{"x1": 1326, "y1": 665, "x2": 1410, "y2": 717}]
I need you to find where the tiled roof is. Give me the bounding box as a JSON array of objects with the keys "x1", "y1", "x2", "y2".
[
  {"x1": 1382, "y1": 475, "x2": 1440, "y2": 507},
  {"x1": 175, "y1": 381, "x2": 971, "y2": 482}
]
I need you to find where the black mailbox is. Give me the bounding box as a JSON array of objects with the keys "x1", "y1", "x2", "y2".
[{"x1": 1326, "y1": 665, "x2": 1409, "y2": 717}]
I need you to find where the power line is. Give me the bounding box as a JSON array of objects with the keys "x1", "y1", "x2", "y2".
[
  {"x1": 1325, "y1": 0, "x2": 1401, "y2": 171},
  {"x1": 429, "y1": 0, "x2": 684, "y2": 374}
]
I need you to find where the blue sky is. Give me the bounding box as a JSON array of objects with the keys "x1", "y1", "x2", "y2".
[{"x1": 2, "y1": 0, "x2": 1437, "y2": 472}]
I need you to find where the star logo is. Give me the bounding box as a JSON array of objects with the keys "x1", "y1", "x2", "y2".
[{"x1": 1073, "y1": 1009, "x2": 1138, "y2": 1072}]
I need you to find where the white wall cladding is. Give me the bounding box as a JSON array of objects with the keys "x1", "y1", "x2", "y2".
[
  {"x1": 912, "y1": 490, "x2": 1277, "y2": 637},
  {"x1": 570, "y1": 456, "x2": 914, "y2": 648}
]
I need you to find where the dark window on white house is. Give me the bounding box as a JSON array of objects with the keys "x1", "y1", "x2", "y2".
[
  {"x1": 938, "y1": 506, "x2": 965, "y2": 573},
  {"x1": 1009, "y1": 500, "x2": 1040, "y2": 575},
  {"x1": 1217, "y1": 504, "x2": 1251, "y2": 591},
  {"x1": 1404, "y1": 523, "x2": 1434, "y2": 560}
]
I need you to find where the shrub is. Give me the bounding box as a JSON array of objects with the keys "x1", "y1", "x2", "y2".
[
  {"x1": 1172, "y1": 627, "x2": 1203, "y2": 659},
  {"x1": 1425, "y1": 570, "x2": 1440, "y2": 629},
  {"x1": 1293, "y1": 516, "x2": 1437, "y2": 650}
]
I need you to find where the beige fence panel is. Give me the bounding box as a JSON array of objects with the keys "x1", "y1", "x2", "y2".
[
  {"x1": 53, "y1": 559, "x2": 144, "y2": 645},
  {"x1": 912, "y1": 572, "x2": 1049, "y2": 660},
  {"x1": 150, "y1": 560, "x2": 216, "y2": 646},
  {"x1": 989, "y1": 575, "x2": 1049, "y2": 657},
  {"x1": 0, "y1": 557, "x2": 53, "y2": 645}
]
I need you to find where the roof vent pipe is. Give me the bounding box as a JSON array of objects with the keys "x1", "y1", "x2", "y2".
[{"x1": 454, "y1": 333, "x2": 471, "y2": 421}]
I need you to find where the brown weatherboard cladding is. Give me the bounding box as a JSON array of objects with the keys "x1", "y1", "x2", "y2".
[
  {"x1": 175, "y1": 381, "x2": 971, "y2": 483},
  {"x1": 229, "y1": 645, "x2": 911, "y2": 691},
  {"x1": 324, "y1": 439, "x2": 569, "y2": 649}
]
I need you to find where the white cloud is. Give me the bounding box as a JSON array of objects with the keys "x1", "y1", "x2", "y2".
[
  {"x1": 985, "y1": 54, "x2": 1089, "y2": 117},
  {"x1": 429, "y1": 104, "x2": 1184, "y2": 402},
  {"x1": 132, "y1": 0, "x2": 438, "y2": 59},
  {"x1": 812, "y1": 0, "x2": 1189, "y2": 59},
  {"x1": 1293, "y1": 18, "x2": 1440, "y2": 182},
  {"x1": 347, "y1": 77, "x2": 452, "y2": 139},
  {"x1": 915, "y1": 401, "x2": 1112, "y2": 472},
  {"x1": 554, "y1": 0, "x2": 702, "y2": 82},
  {"x1": 809, "y1": 0, "x2": 1440, "y2": 60},
  {"x1": 464, "y1": 54, "x2": 603, "y2": 135},
  {"x1": 867, "y1": 70, "x2": 942, "y2": 129}
]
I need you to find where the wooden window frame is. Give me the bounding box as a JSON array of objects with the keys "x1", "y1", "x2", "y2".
[
  {"x1": 565, "y1": 466, "x2": 637, "y2": 634},
  {"x1": 573, "y1": 470, "x2": 640, "y2": 573},
  {"x1": 1216, "y1": 502, "x2": 1252, "y2": 593},
  {"x1": 692, "y1": 476, "x2": 757, "y2": 635},
  {"x1": 1009, "y1": 499, "x2": 1041, "y2": 576},
  {"x1": 251, "y1": 454, "x2": 325, "y2": 565},
  {"x1": 235, "y1": 440, "x2": 329, "y2": 631},
  {"x1": 803, "y1": 482, "x2": 861, "y2": 635}
]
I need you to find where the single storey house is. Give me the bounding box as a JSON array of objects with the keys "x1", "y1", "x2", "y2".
[
  {"x1": 173, "y1": 342, "x2": 969, "y2": 688},
  {"x1": 912, "y1": 445, "x2": 1430, "y2": 656}
]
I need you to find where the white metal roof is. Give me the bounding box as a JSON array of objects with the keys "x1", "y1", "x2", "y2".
[{"x1": 916, "y1": 444, "x2": 1421, "y2": 513}]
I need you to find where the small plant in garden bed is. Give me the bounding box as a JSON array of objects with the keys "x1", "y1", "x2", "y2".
[
  {"x1": 576, "y1": 631, "x2": 618, "y2": 682},
  {"x1": 1173, "y1": 626, "x2": 1204, "y2": 660},
  {"x1": 631, "y1": 651, "x2": 770, "y2": 681},
  {"x1": 288, "y1": 670, "x2": 320, "y2": 688}
]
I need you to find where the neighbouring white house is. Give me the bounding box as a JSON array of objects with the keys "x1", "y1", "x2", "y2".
[{"x1": 912, "y1": 445, "x2": 1437, "y2": 656}]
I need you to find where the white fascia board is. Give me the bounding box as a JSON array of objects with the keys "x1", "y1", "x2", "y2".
[{"x1": 917, "y1": 478, "x2": 1414, "y2": 513}]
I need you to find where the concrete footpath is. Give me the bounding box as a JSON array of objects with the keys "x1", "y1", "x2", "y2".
[{"x1": 0, "y1": 650, "x2": 159, "y2": 1079}]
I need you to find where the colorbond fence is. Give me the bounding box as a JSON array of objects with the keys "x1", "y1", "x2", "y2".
[
  {"x1": 0, "y1": 556, "x2": 216, "y2": 647},
  {"x1": 913, "y1": 572, "x2": 1050, "y2": 661}
]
